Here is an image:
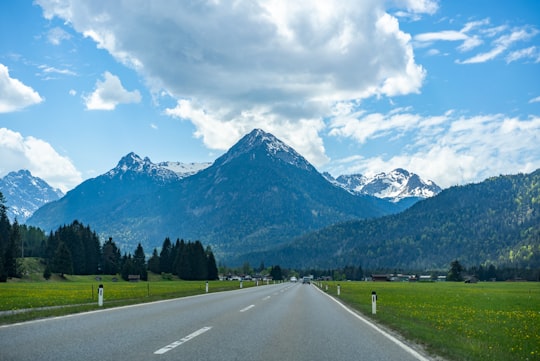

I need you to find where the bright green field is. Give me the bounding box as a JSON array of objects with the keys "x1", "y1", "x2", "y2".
[
  {"x1": 322, "y1": 281, "x2": 540, "y2": 361},
  {"x1": 0, "y1": 274, "x2": 262, "y2": 323},
  {"x1": 1, "y1": 277, "x2": 539, "y2": 361}
]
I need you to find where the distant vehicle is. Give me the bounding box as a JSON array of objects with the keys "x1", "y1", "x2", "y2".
[
  {"x1": 290, "y1": 277, "x2": 297, "y2": 282},
  {"x1": 302, "y1": 277, "x2": 310, "y2": 284}
]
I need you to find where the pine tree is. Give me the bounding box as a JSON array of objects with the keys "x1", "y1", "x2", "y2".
[
  {"x1": 0, "y1": 192, "x2": 10, "y2": 282},
  {"x1": 121, "y1": 254, "x2": 134, "y2": 281},
  {"x1": 159, "y1": 237, "x2": 173, "y2": 273},
  {"x1": 4, "y1": 220, "x2": 21, "y2": 278},
  {"x1": 191, "y1": 241, "x2": 207, "y2": 280},
  {"x1": 176, "y1": 241, "x2": 192, "y2": 280},
  {"x1": 148, "y1": 248, "x2": 160, "y2": 274},
  {"x1": 102, "y1": 238, "x2": 121, "y2": 275},
  {"x1": 206, "y1": 246, "x2": 218, "y2": 280},
  {"x1": 133, "y1": 243, "x2": 147, "y2": 281},
  {"x1": 53, "y1": 242, "x2": 73, "y2": 277}
]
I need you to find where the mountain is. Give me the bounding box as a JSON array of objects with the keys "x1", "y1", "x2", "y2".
[
  {"x1": 0, "y1": 170, "x2": 64, "y2": 223},
  {"x1": 325, "y1": 168, "x2": 441, "y2": 204},
  {"x1": 27, "y1": 129, "x2": 399, "y2": 261},
  {"x1": 245, "y1": 169, "x2": 540, "y2": 270}
]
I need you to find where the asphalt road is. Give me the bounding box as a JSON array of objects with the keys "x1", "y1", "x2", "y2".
[{"x1": 0, "y1": 282, "x2": 433, "y2": 361}]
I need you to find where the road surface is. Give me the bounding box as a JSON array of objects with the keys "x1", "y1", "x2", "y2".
[{"x1": 0, "y1": 282, "x2": 433, "y2": 361}]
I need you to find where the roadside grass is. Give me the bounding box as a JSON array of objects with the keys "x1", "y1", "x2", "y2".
[
  {"x1": 321, "y1": 281, "x2": 540, "y2": 361},
  {"x1": 0, "y1": 273, "x2": 263, "y2": 324}
]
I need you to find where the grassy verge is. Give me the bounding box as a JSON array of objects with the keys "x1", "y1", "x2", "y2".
[
  {"x1": 319, "y1": 281, "x2": 540, "y2": 361},
  {"x1": 0, "y1": 273, "x2": 264, "y2": 324}
]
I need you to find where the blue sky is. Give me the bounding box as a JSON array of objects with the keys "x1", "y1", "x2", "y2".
[{"x1": 1, "y1": 0, "x2": 539, "y2": 192}]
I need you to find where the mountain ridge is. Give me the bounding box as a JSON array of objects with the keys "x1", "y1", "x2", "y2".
[
  {"x1": 0, "y1": 170, "x2": 64, "y2": 223},
  {"x1": 27, "y1": 129, "x2": 400, "y2": 261},
  {"x1": 325, "y1": 168, "x2": 441, "y2": 202},
  {"x1": 242, "y1": 169, "x2": 540, "y2": 269}
]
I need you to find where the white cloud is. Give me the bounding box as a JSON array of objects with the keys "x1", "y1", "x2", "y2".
[
  {"x1": 38, "y1": 64, "x2": 76, "y2": 77},
  {"x1": 459, "y1": 27, "x2": 539, "y2": 64},
  {"x1": 327, "y1": 109, "x2": 540, "y2": 188},
  {"x1": 506, "y1": 46, "x2": 540, "y2": 63},
  {"x1": 415, "y1": 30, "x2": 468, "y2": 42},
  {"x1": 47, "y1": 26, "x2": 71, "y2": 45},
  {"x1": 0, "y1": 128, "x2": 82, "y2": 192},
  {"x1": 37, "y1": 0, "x2": 426, "y2": 157},
  {"x1": 529, "y1": 96, "x2": 540, "y2": 104},
  {"x1": 165, "y1": 99, "x2": 328, "y2": 166},
  {"x1": 457, "y1": 45, "x2": 505, "y2": 64},
  {"x1": 84, "y1": 71, "x2": 141, "y2": 110},
  {"x1": 391, "y1": 0, "x2": 439, "y2": 16},
  {"x1": 0, "y1": 63, "x2": 43, "y2": 113},
  {"x1": 415, "y1": 18, "x2": 539, "y2": 64}
]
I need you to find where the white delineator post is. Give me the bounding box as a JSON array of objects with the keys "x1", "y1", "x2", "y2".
[
  {"x1": 337, "y1": 284, "x2": 341, "y2": 296},
  {"x1": 98, "y1": 284, "x2": 104, "y2": 307},
  {"x1": 205, "y1": 281, "x2": 209, "y2": 293},
  {"x1": 372, "y1": 291, "x2": 377, "y2": 315}
]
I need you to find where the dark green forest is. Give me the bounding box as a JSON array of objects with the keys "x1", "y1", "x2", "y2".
[
  {"x1": 0, "y1": 192, "x2": 218, "y2": 282},
  {"x1": 255, "y1": 170, "x2": 540, "y2": 271},
  {"x1": 2, "y1": 169, "x2": 540, "y2": 281}
]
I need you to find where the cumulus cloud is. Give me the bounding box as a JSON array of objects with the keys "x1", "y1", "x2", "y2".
[
  {"x1": 0, "y1": 63, "x2": 43, "y2": 113},
  {"x1": 36, "y1": 0, "x2": 430, "y2": 165},
  {"x1": 327, "y1": 109, "x2": 540, "y2": 187},
  {"x1": 0, "y1": 128, "x2": 82, "y2": 192},
  {"x1": 84, "y1": 71, "x2": 141, "y2": 110}
]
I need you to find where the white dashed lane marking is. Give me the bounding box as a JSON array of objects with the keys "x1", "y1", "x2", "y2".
[{"x1": 154, "y1": 326, "x2": 212, "y2": 355}]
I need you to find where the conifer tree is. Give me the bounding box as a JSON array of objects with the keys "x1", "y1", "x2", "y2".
[
  {"x1": 148, "y1": 248, "x2": 160, "y2": 274},
  {"x1": 133, "y1": 243, "x2": 147, "y2": 281},
  {"x1": 4, "y1": 220, "x2": 21, "y2": 278},
  {"x1": 101, "y1": 238, "x2": 121, "y2": 275},
  {"x1": 0, "y1": 192, "x2": 10, "y2": 282},
  {"x1": 159, "y1": 237, "x2": 173, "y2": 273},
  {"x1": 53, "y1": 242, "x2": 73, "y2": 277},
  {"x1": 206, "y1": 246, "x2": 218, "y2": 280}
]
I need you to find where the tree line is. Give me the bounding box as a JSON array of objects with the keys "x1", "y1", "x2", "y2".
[{"x1": 0, "y1": 191, "x2": 218, "y2": 282}]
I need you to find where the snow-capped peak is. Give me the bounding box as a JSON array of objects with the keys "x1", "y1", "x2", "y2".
[
  {"x1": 106, "y1": 152, "x2": 178, "y2": 181},
  {"x1": 329, "y1": 168, "x2": 441, "y2": 202},
  {"x1": 217, "y1": 129, "x2": 315, "y2": 172},
  {"x1": 0, "y1": 170, "x2": 64, "y2": 223},
  {"x1": 105, "y1": 152, "x2": 212, "y2": 182}
]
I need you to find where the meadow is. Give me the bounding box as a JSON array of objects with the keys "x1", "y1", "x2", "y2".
[
  {"x1": 322, "y1": 281, "x2": 540, "y2": 361},
  {"x1": 1, "y1": 276, "x2": 539, "y2": 361},
  {"x1": 0, "y1": 274, "x2": 260, "y2": 323}
]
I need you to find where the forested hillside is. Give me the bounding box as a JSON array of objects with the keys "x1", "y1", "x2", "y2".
[{"x1": 251, "y1": 170, "x2": 540, "y2": 270}]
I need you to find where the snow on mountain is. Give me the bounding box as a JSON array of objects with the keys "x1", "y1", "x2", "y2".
[
  {"x1": 0, "y1": 170, "x2": 64, "y2": 223},
  {"x1": 217, "y1": 129, "x2": 315, "y2": 172},
  {"x1": 159, "y1": 161, "x2": 212, "y2": 178},
  {"x1": 104, "y1": 152, "x2": 212, "y2": 182},
  {"x1": 327, "y1": 168, "x2": 441, "y2": 202}
]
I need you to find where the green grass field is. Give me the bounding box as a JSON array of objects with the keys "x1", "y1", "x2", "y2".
[
  {"x1": 1, "y1": 268, "x2": 539, "y2": 361},
  {"x1": 0, "y1": 272, "x2": 262, "y2": 324},
  {"x1": 322, "y1": 281, "x2": 540, "y2": 361}
]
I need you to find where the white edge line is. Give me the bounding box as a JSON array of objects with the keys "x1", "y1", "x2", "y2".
[
  {"x1": 1, "y1": 284, "x2": 264, "y2": 329},
  {"x1": 154, "y1": 326, "x2": 212, "y2": 355},
  {"x1": 314, "y1": 285, "x2": 431, "y2": 361}
]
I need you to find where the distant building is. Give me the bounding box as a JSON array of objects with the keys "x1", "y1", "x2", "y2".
[{"x1": 371, "y1": 274, "x2": 390, "y2": 282}]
